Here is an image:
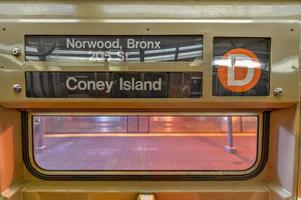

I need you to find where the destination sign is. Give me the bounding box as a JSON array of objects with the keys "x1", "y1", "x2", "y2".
[
  {"x1": 212, "y1": 37, "x2": 270, "y2": 96},
  {"x1": 25, "y1": 35, "x2": 203, "y2": 62},
  {"x1": 25, "y1": 72, "x2": 202, "y2": 98}
]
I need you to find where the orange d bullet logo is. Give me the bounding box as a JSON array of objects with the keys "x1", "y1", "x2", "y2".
[{"x1": 217, "y1": 48, "x2": 261, "y2": 93}]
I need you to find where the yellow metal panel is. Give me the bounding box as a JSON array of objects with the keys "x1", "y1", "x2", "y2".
[{"x1": 0, "y1": 21, "x2": 299, "y2": 109}]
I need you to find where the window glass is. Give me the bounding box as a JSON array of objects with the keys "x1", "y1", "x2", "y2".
[
  {"x1": 33, "y1": 115, "x2": 258, "y2": 171},
  {"x1": 25, "y1": 35, "x2": 203, "y2": 62}
]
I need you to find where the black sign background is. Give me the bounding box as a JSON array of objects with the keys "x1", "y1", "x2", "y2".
[
  {"x1": 25, "y1": 35, "x2": 203, "y2": 62},
  {"x1": 25, "y1": 72, "x2": 202, "y2": 98}
]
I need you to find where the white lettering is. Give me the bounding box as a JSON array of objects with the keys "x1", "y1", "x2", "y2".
[
  {"x1": 65, "y1": 76, "x2": 162, "y2": 93},
  {"x1": 153, "y1": 78, "x2": 162, "y2": 90},
  {"x1": 135, "y1": 80, "x2": 143, "y2": 90},
  {"x1": 227, "y1": 54, "x2": 255, "y2": 86},
  {"x1": 105, "y1": 81, "x2": 113, "y2": 93},
  {"x1": 77, "y1": 81, "x2": 87, "y2": 90},
  {"x1": 75, "y1": 41, "x2": 82, "y2": 48},
  {"x1": 123, "y1": 80, "x2": 131, "y2": 91},
  {"x1": 112, "y1": 39, "x2": 120, "y2": 48},
  {"x1": 96, "y1": 41, "x2": 104, "y2": 48},
  {"x1": 86, "y1": 41, "x2": 97, "y2": 48},
  {"x1": 87, "y1": 80, "x2": 96, "y2": 90},
  {"x1": 117, "y1": 51, "x2": 125, "y2": 61},
  {"x1": 66, "y1": 77, "x2": 77, "y2": 90},
  {"x1": 96, "y1": 81, "x2": 105, "y2": 90},
  {"x1": 139, "y1": 41, "x2": 147, "y2": 49},
  {"x1": 127, "y1": 39, "x2": 161, "y2": 49},
  {"x1": 65, "y1": 77, "x2": 113, "y2": 93},
  {"x1": 66, "y1": 39, "x2": 121, "y2": 49},
  {"x1": 119, "y1": 77, "x2": 162, "y2": 91},
  {"x1": 127, "y1": 39, "x2": 135, "y2": 49},
  {"x1": 66, "y1": 38, "x2": 75, "y2": 48}
]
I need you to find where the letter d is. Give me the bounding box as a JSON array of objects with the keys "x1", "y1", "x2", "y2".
[
  {"x1": 66, "y1": 77, "x2": 78, "y2": 90},
  {"x1": 153, "y1": 78, "x2": 162, "y2": 91},
  {"x1": 227, "y1": 54, "x2": 254, "y2": 87}
]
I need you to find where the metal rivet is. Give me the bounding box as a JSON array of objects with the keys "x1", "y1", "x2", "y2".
[
  {"x1": 12, "y1": 84, "x2": 22, "y2": 94},
  {"x1": 273, "y1": 87, "x2": 283, "y2": 97},
  {"x1": 12, "y1": 47, "x2": 21, "y2": 57}
]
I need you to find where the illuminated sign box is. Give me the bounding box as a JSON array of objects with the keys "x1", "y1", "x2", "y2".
[
  {"x1": 25, "y1": 72, "x2": 202, "y2": 98},
  {"x1": 212, "y1": 37, "x2": 270, "y2": 96},
  {"x1": 25, "y1": 35, "x2": 203, "y2": 62}
]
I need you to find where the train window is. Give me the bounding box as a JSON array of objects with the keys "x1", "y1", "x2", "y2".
[{"x1": 30, "y1": 114, "x2": 261, "y2": 174}]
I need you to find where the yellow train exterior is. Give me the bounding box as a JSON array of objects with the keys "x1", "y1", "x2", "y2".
[{"x1": 0, "y1": 1, "x2": 300, "y2": 200}]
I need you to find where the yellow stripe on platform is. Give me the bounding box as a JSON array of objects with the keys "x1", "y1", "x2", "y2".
[{"x1": 44, "y1": 133, "x2": 256, "y2": 138}]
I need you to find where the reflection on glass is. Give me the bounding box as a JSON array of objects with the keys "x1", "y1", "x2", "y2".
[
  {"x1": 25, "y1": 35, "x2": 203, "y2": 62},
  {"x1": 33, "y1": 115, "x2": 258, "y2": 171},
  {"x1": 212, "y1": 37, "x2": 270, "y2": 96}
]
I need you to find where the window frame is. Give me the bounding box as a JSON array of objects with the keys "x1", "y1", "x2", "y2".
[{"x1": 22, "y1": 111, "x2": 269, "y2": 180}]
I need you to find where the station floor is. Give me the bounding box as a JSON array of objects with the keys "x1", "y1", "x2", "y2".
[{"x1": 34, "y1": 134, "x2": 257, "y2": 171}]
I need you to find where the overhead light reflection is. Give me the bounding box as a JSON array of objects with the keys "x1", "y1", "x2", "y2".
[{"x1": 214, "y1": 58, "x2": 261, "y2": 68}]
